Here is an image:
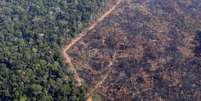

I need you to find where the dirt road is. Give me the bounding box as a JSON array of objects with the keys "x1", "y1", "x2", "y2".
[{"x1": 62, "y1": 0, "x2": 122, "y2": 86}]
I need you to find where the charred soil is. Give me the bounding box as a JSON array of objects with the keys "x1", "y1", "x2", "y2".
[{"x1": 65, "y1": 0, "x2": 201, "y2": 100}]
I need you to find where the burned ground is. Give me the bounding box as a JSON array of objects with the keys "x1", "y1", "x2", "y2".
[{"x1": 68, "y1": 0, "x2": 201, "y2": 100}]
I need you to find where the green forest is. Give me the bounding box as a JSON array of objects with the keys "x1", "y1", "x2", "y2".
[{"x1": 0, "y1": 0, "x2": 105, "y2": 100}]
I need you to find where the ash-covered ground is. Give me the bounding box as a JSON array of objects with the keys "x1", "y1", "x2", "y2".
[{"x1": 68, "y1": 0, "x2": 201, "y2": 100}]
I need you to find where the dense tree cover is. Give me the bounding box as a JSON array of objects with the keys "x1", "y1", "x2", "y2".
[{"x1": 0, "y1": 0, "x2": 105, "y2": 100}]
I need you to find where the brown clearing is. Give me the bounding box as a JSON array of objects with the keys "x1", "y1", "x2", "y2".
[{"x1": 62, "y1": 0, "x2": 201, "y2": 100}]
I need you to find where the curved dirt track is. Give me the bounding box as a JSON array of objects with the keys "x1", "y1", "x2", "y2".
[{"x1": 62, "y1": 0, "x2": 122, "y2": 94}]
